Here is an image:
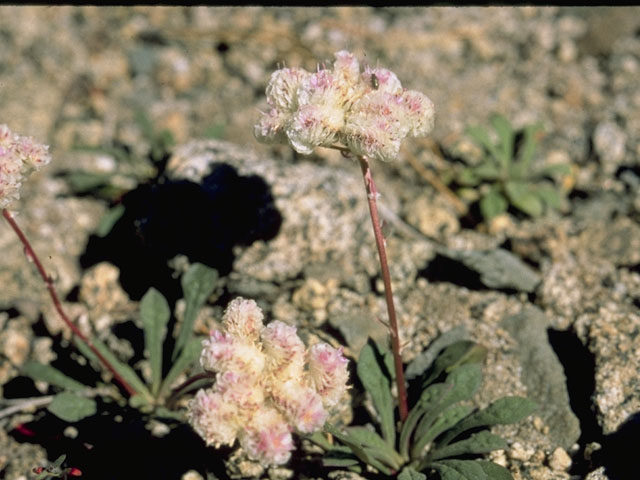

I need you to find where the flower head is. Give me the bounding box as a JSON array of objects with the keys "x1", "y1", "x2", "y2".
[
  {"x1": 254, "y1": 51, "x2": 435, "y2": 162},
  {"x1": 0, "y1": 124, "x2": 51, "y2": 209},
  {"x1": 188, "y1": 297, "x2": 350, "y2": 466},
  {"x1": 222, "y1": 297, "x2": 264, "y2": 342},
  {"x1": 187, "y1": 389, "x2": 242, "y2": 447}
]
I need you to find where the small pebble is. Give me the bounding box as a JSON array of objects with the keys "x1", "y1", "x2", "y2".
[{"x1": 549, "y1": 447, "x2": 572, "y2": 471}]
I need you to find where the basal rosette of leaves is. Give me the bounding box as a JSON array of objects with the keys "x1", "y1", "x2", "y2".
[
  {"x1": 311, "y1": 338, "x2": 537, "y2": 479},
  {"x1": 254, "y1": 50, "x2": 435, "y2": 163},
  {"x1": 449, "y1": 114, "x2": 572, "y2": 222}
]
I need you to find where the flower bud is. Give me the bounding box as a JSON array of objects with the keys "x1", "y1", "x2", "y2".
[
  {"x1": 240, "y1": 405, "x2": 294, "y2": 466},
  {"x1": 253, "y1": 108, "x2": 288, "y2": 145},
  {"x1": 308, "y1": 343, "x2": 350, "y2": 408},
  {"x1": 188, "y1": 389, "x2": 241, "y2": 447},
  {"x1": 399, "y1": 89, "x2": 436, "y2": 137},
  {"x1": 272, "y1": 379, "x2": 328, "y2": 434},
  {"x1": 222, "y1": 297, "x2": 264, "y2": 342},
  {"x1": 266, "y1": 67, "x2": 309, "y2": 113},
  {"x1": 261, "y1": 320, "x2": 305, "y2": 371},
  {"x1": 285, "y1": 103, "x2": 339, "y2": 155}
]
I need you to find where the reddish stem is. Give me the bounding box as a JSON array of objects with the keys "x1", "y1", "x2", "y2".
[
  {"x1": 2, "y1": 208, "x2": 137, "y2": 397},
  {"x1": 357, "y1": 156, "x2": 409, "y2": 422}
]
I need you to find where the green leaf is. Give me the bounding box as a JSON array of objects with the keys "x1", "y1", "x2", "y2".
[
  {"x1": 129, "y1": 394, "x2": 151, "y2": 409},
  {"x1": 324, "y1": 423, "x2": 393, "y2": 476},
  {"x1": 411, "y1": 404, "x2": 473, "y2": 459},
  {"x1": 89, "y1": 336, "x2": 153, "y2": 402},
  {"x1": 22, "y1": 361, "x2": 86, "y2": 392},
  {"x1": 430, "y1": 431, "x2": 507, "y2": 460},
  {"x1": 357, "y1": 341, "x2": 396, "y2": 447},
  {"x1": 490, "y1": 114, "x2": 515, "y2": 172},
  {"x1": 173, "y1": 263, "x2": 218, "y2": 361},
  {"x1": 429, "y1": 459, "x2": 489, "y2": 480},
  {"x1": 479, "y1": 189, "x2": 508, "y2": 221},
  {"x1": 456, "y1": 187, "x2": 479, "y2": 202},
  {"x1": 346, "y1": 426, "x2": 403, "y2": 469},
  {"x1": 534, "y1": 163, "x2": 572, "y2": 179},
  {"x1": 64, "y1": 171, "x2": 109, "y2": 194},
  {"x1": 150, "y1": 130, "x2": 175, "y2": 164},
  {"x1": 72, "y1": 336, "x2": 99, "y2": 367},
  {"x1": 512, "y1": 123, "x2": 543, "y2": 178},
  {"x1": 400, "y1": 382, "x2": 450, "y2": 459},
  {"x1": 35, "y1": 454, "x2": 68, "y2": 479},
  {"x1": 535, "y1": 183, "x2": 564, "y2": 210},
  {"x1": 421, "y1": 341, "x2": 486, "y2": 388},
  {"x1": 140, "y1": 287, "x2": 171, "y2": 396},
  {"x1": 322, "y1": 456, "x2": 361, "y2": 468},
  {"x1": 473, "y1": 162, "x2": 501, "y2": 181},
  {"x1": 437, "y1": 396, "x2": 537, "y2": 447},
  {"x1": 50, "y1": 454, "x2": 66, "y2": 469},
  {"x1": 466, "y1": 125, "x2": 500, "y2": 162},
  {"x1": 154, "y1": 406, "x2": 186, "y2": 421},
  {"x1": 505, "y1": 181, "x2": 544, "y2": 217},
  {"x1": 47, "y1": 392, "x2": 97, "y2": 422},
  {"x1": 204, "y1": 123, "x2": 226, "y2": 139},
  {"x1": 457, "y1": 167, "x2": 481, "y2": 187},
  {"x1": 95, "y1": 204, "x2": 125, "y2": 238},
  {"x1": 398, "y1": 466, "x2": 427, "y2": 480},
  {"x1": 476, "y1": 460, "x2": 514, "y2": 480},
  {"x1": 414, "y1": 364, "x2": 483, "y2": 448},
  {"x1": 159, "y1": 336, "x2": 203, "y2": 399},
  {"x1": 406, "y1": 326, "x2": 468, "y2": 381},
  {"x1": 308, "y1": 431, "x2": 338, "y2": 451}
]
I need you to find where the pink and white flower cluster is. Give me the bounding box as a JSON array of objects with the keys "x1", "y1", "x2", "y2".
[
  {"x1": 0, "y1": 124, "x2": 51, "y2": 209},
  {"x1": 188, "y1": 297, "x2": 349, "y2": 466},
  {"x1": 254, "y1": 50, "x2": 435, "y2": 162}
]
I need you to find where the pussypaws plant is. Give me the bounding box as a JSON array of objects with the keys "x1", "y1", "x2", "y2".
[
  {"x1": 187, "y1": 297, "x2": 349, "y2": 466},
  {"x1": 255, "y1": 53, "x2": 537, "y2": 478}
]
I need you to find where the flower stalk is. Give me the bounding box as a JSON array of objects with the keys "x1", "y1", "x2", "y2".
[
  {"x1": 254, "y1": 51, "x2": 436, "y2": 426},
  {"x1": 2, "y1": 208, "x2": 137, "y2": 396},
  {"x1": 357, "y1": 156, "x2": 409, "y2": 421}
]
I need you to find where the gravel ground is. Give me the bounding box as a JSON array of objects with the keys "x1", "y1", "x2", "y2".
[{"x1": 1, "y1": 6, "x2": 640, "y2": 480}]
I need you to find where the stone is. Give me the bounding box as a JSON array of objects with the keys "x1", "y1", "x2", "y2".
[
  {"x1": 593, "y1": 121, "x2": 627, "y2": 174},
  {"x1": 436, "y1": 247, "x2": 541, "y2": 292},
  {"x1": 502, "y1": 307, "x2": 581, "y2": 449},
  {"x1": 548, "y1": 447, "x2": 572, "y2": 472},
  {"x1": 574, "y1": 302, "x2": 640, "y2": 434}
]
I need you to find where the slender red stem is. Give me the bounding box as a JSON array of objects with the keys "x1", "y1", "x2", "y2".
[
  {"x1": 357, "y1": 157, "x2": 409, "y2": 422},
  {"x1": 2, "y1": 208, "x2": 137, "y2": 396}
]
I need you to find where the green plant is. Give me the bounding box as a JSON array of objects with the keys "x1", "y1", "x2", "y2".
[
  {"x1": 62, "y1": 109, "x2": 177, "y2": 238},
  {"x1": 21, "y1": 262, "x2": 218, "y2": 422},
  {"x1": 32, "y1": 454, "x2": 82, "y2": 479},
  {"x1": 312, "y1": 339, "x2": 536, "y2": 479},
  {"x1": 452, "y1": 114, "x2": 571, "y2": 221}
]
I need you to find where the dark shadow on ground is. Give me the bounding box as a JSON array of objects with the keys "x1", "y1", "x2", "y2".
[
  {"x1": 81, "y1": 163, "x2": 282, "y2": 304},
  {"x1": 548, "y1": 328, "x2": 639, "y2": 480}
]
